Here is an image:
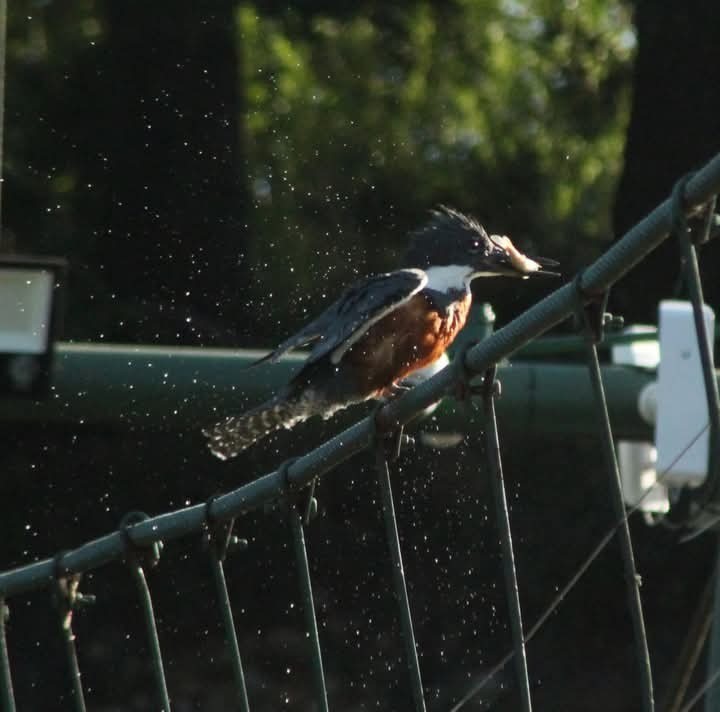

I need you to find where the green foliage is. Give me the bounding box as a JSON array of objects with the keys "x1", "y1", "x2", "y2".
[
  {"x1": 4, "y1": 1, "x2": 634, "y2": 339},
  {"x1": 238, "y1": 0, "x2": 634, "y2": 327}
]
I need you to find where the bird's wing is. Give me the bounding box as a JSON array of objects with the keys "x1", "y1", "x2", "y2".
[{"x1": 252, "y1": 269, "x2": 427, "y2": 367}]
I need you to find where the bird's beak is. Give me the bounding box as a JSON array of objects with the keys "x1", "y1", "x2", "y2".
[
  {"x1": 529, "y1": 255, "x2": 561, "y2": 277},
  {"x1": 479, "y1": 235, "x2": 560, "y2": 278}
]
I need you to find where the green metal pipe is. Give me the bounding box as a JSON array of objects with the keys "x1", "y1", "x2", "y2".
[
  {"x1": 514, "y1": 326, "x2": 717, "y2": 359},
  {"x1": 0, "y1": 343, "x2": 662, "y2": 440}
]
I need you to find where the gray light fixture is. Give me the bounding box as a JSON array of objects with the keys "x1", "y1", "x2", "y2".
[{"x1": 0, "y1": 255, "x2": 66, "y2": 397}]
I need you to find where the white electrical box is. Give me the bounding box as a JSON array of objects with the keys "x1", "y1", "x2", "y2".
[
  {"x1": 611, "y1": 328, "x2": 668, "y2": 515},
  {"x1": 655, "y1": 300, "x2": 715, "y2": 488}
]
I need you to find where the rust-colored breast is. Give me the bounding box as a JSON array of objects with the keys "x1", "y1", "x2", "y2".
[{"x1": 342, "y1": 291, "x2": 472, "y2": 396}]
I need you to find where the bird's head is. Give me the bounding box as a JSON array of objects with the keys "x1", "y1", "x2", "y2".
[{"x1": 404, "y1": 206, "x2": 559, "y2": 283}]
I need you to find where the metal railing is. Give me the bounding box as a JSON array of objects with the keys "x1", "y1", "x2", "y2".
[{"x1": 2, "y1": 152, "x2": 720, "y2": 711}]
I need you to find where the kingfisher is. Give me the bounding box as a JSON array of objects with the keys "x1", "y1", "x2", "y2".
[{"x1": 204, "y1": 207, "x2": 558, "y2": 459}]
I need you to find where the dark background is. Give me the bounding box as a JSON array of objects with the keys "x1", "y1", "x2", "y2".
[{"x1": 2, "y1": 1, "x2": 720, "y2": 710}]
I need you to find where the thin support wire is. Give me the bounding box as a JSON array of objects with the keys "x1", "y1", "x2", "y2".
[
  {"x1": 129, "y1": 564, "x2": 171, "y2": 711},
  {"x1": 577, "y1": 289, "x2": 654, "y2": 712},
  {"x1": 205, "y1": 509, "x2": 251, "y2": 712},
  {"x1": 707, "y1": 543, "x2": 720, "y2": 712},
  {"x1": 287, "y1": 500, "x2": 329, "y2": 712},
  {"x1": 705, "y1": 535, "x2": 720, "y2": 712},
  {"x1": 208, "y1": 554, "x2": 250, "y2": 711},
  {"x1": 0, "y1": 600, "x2": 15, "y2": 712},
  {"x1": 682, "y1": 669, "x2": 720, "y2": 712},
  {"x1": 374, "y1": 441, "x2": 426, "y2": 712},
  {"x1": 691, "y1": 548, "x2": 720, "y2": 712},
  {"x1": 672, "y1": 181, "x2": 720, "y2": 497},
  {"x1": 481, "y1": 366, "x2": 533, "y2": 711},
  {"x1": 662, "y1": 576, "x2": 714, "y2": 712},
  {"x1": 53, "y1": 556, "x2": 88, "y2": 712},
  {"x1": 121, "y1": 514, "x2": 171, "y2": 712},
  {"x1": 209, "y1": 554, "x2": 250, "y2": 711}
]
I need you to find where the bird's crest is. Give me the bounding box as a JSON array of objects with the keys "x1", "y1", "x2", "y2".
[{"x1": 404, "y1": 205, "x2": 488, "y2": 268}]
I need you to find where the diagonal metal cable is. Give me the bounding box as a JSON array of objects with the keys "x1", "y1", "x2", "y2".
[{"x1": 680, "y1": 666, "x2": 720, "y2": 712}]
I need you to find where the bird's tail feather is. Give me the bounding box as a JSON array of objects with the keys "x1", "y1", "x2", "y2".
[{"x1": 203, "y1": 394, "x2": 311, "y2": 460}]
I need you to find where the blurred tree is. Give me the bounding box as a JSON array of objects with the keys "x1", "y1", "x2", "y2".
[
  {"x1": 4, "y1": 0, "x2": 633, "y2": 343},
  {"x1": 611, "y1": 0, "x2": 720, "y2": 323},
  {"x1": 238, "y1": 0, "x2": 634, "y2": 339}
]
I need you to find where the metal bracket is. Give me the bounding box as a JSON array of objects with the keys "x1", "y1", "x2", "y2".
[
  {"x1": 119, "y1": 512, "x2": 163, "y2": 570},
  {"x1": 204, "y1": 495, "x2": 248, "y2": 562}
]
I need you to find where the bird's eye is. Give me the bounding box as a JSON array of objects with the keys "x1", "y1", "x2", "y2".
[{"x1": 469, "y1": 240, "x2": 482, "y2": 254}]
